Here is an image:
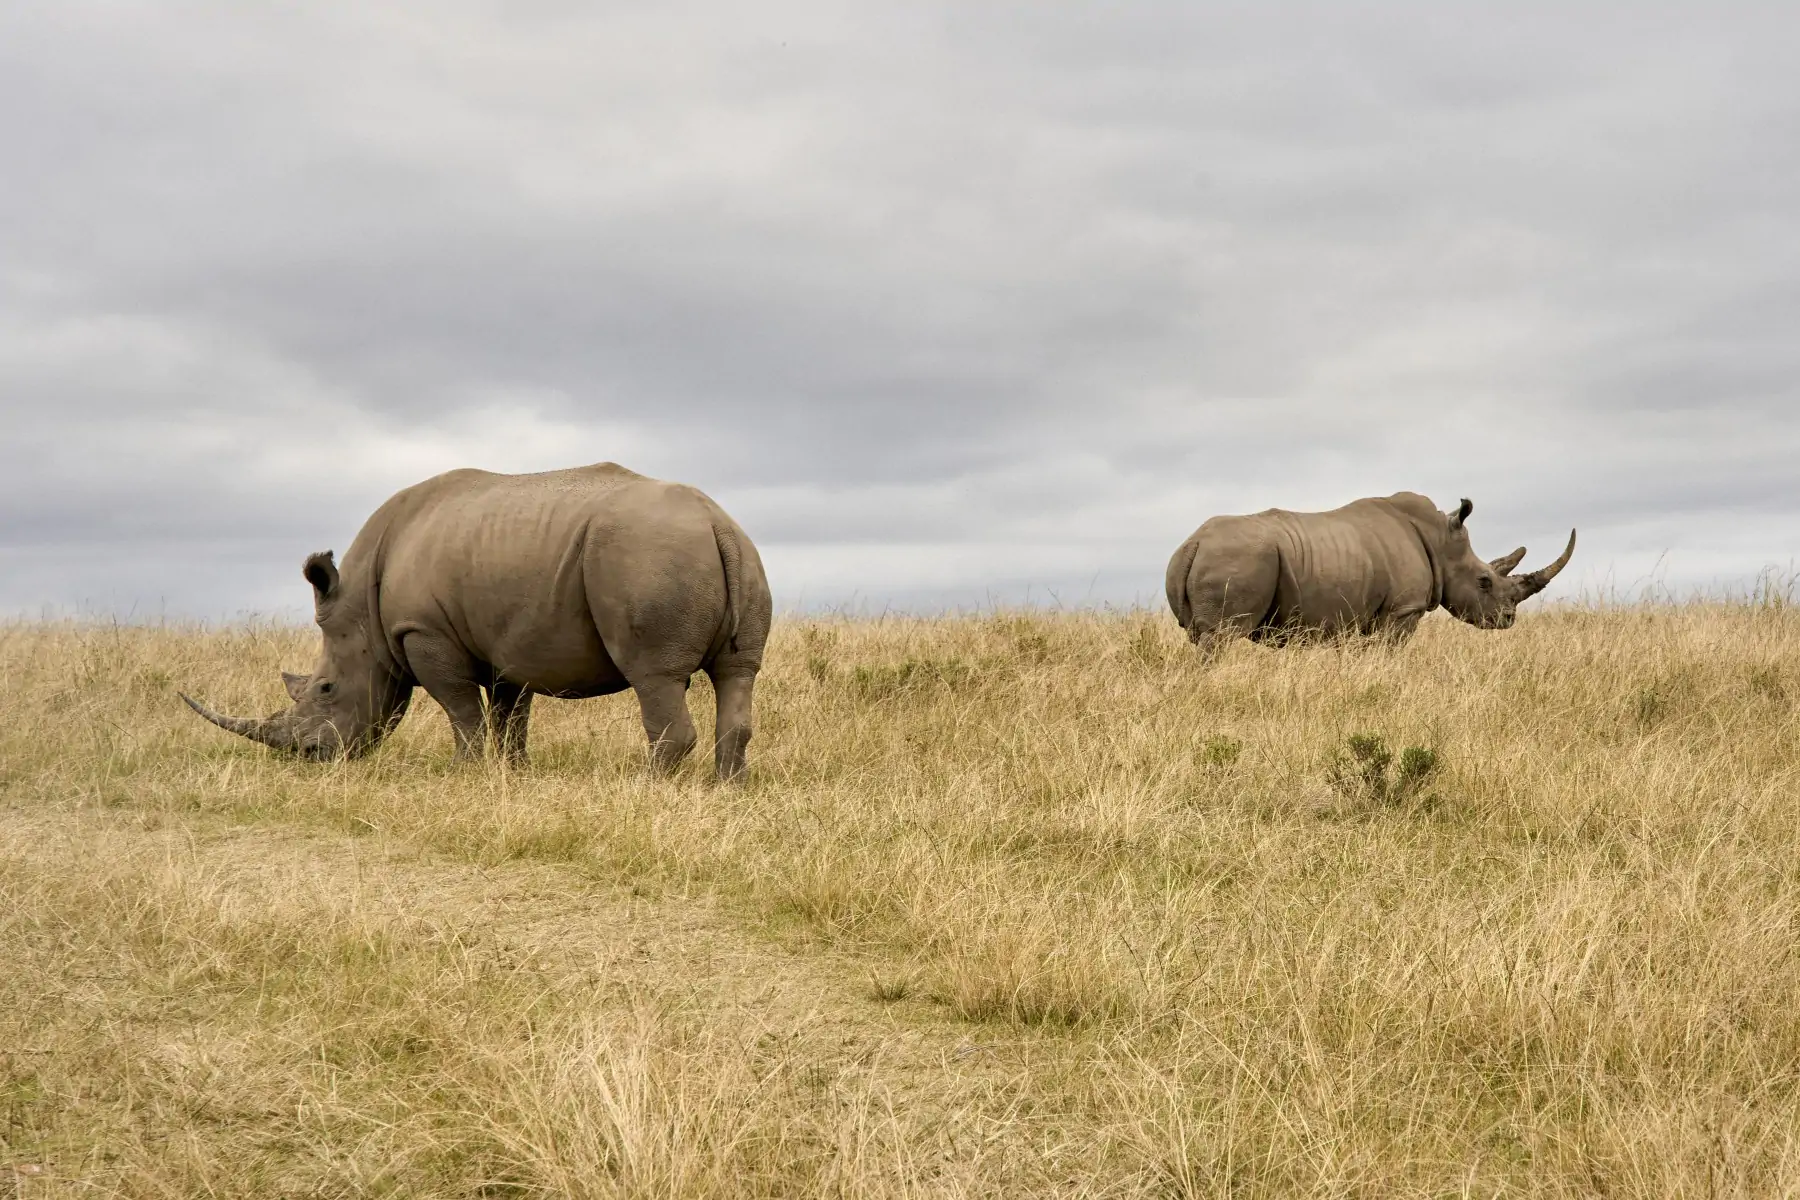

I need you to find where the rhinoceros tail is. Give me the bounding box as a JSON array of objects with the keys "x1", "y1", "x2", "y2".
[
  {"x1": 713, "y1": 520, "x2": 744, "y2": 652},
  {"x1": 1165, "y1": 536, "x2": 1200, "y2": 632}
]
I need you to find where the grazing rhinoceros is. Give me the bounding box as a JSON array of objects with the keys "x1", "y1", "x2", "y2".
[
  {"x1": 1165, "y1": 492, "x2": 1573, "y2": 649},
  {"x1": 181, "y1": 462, "x2": 771, "y2": 779}
]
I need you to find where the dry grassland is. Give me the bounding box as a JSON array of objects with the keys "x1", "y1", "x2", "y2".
[{"x1": 3, "y1": 601, "x2": 1799, "y2": 1196}]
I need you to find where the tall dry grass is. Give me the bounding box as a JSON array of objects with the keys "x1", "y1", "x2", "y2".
[{"x1": 2, "y1": 598, "x2": 1799, "y2": 1195}]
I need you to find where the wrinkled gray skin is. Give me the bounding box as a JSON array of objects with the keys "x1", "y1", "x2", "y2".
[
  {"x1": 1166, "y1": 492, "x2": 1574, "y2": 650},
  {"x1": 182, "y1": 463, "x2": 772, "y2": 780}
]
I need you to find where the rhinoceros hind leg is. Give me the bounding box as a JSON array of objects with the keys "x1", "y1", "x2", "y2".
[
  {"x1": 1183, "y1": 546, "x2": 1280, "y2": 657},
  {"x1": 634, "y1": 675, "x2": 698, "y2": 772},
  {"x1": 707, "y1": 668, "x2": 755, "y2": 782},
  {"x1": 404, "y1": 632, "x2": 489, "y2": 761},
  {"x1": 487, "y1": 680, "x2": 533, "y2": 766},
  {"x1": 1190, "y1": 630, "x2": 1240, "y2": 665}
]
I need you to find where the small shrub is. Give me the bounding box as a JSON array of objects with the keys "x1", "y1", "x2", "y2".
[
  {"x1": 849, "y1": 661, "x2": 914, "y2": 700},
  {"x1": 1332, "y1": 733, "x2": 1392, "y2": 794},
  {"x1": 848, "y1": 657, "x2": 970, "y2": 701},
  {"x1": 869, "y1": 971, "x2": 911, "y2": 1003},
  {"x1": 1325, "y1": 732, "x2": 1440, "y2": 810},
  {"x1": 1200, "y1": 735, "x2": 1242, "y2": 768},
  {"x1": 1397, "y1": 746, "x2": 1438, "y2": 789}
]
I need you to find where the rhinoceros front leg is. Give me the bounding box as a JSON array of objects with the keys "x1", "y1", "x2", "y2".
[
  {"x1": 402, "y1": 632, "x2": 489, "y2": 761},
  {"x1": 632, "y1": 674, "x2": 699, "y2": 773},
  {"x1": 486, "y1": 680, "x2": 533, "y2": 766},
  {"x1": 1388, "y1": 613, "x2": 1424, "y2": 644},
  {"x1": 1370, "y1": 611, "x2": 1424, "y2": 645}
]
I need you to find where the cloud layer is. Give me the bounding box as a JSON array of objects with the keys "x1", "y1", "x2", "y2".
[{"x1": 4, "y1": 2, "x2": 1797, "y2": 617}]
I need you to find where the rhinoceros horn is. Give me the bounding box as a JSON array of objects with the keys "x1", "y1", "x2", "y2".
[
  {"x1": 1490, "y1": 546, "x2": 1528, "y2": 576},
  {"x1": 1516, "y1": 530, "x2": 1577, "y2": 598},
  {"x1": 179, "y1": 693, "x2": 296, "y2": 751}
]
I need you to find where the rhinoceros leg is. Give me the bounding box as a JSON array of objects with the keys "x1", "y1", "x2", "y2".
[
  {"x1": 487, "y1": 680, "x2": 533, "y2": 766},
  {"x1": 632, "y1": 674, "x2": 699, "y2": 772},
  {"x1": 402, "y1": 631, "x2": 490, "y2": 760},
  {"x1": 707, "y1": 667, "x2": 755, "y2": 782},
  {"x1": 1375, "y1": 612, "x2": 1425, "y2": 645}
]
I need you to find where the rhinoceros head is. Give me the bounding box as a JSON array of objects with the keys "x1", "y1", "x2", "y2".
[
  {"x1": 1437, "y1": 499, "x2": 1576, "y2": 630},
  {"x1": 181, "y1": 551, "x2": 411, "y2": 759}
]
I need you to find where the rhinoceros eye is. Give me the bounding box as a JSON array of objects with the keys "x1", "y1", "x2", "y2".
[
  {"x1": 318, "y1": 681, "x2": 336, "y2": 695},
  {"x1": 1478, "y1": 576, "x2": 1493, "y2": 591}
]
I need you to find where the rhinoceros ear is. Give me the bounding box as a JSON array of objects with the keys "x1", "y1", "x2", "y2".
[
  {"x1": 1491, "y1": 546, "x2": 1528, "y2": 575},
  {"x1": 1448, "y1": 498, "x2": 1473, "y2": 531},
  {"x1": 282, "y1": 671, "x2": 312, "y2": 702},
  {"x1": 302, "y1": 551, "x2": 339, "y2": 607}
]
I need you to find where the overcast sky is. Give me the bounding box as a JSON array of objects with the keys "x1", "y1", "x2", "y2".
[{"x1": 3, "y1": 2, "x2": 1797, "y2": 619}]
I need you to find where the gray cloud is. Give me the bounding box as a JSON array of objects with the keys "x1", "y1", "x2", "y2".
[{"x1": 3, "y1": 0, "x2": 1797, "y2": 617}]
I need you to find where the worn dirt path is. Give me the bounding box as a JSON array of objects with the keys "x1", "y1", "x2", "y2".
[{"x1": 1, "y1": 801, "x2": 1136, "y2": 1196}]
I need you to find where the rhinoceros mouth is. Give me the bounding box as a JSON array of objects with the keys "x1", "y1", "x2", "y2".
[{"x1": 291, "y1": 724, "x2": 367, "y2": 761}]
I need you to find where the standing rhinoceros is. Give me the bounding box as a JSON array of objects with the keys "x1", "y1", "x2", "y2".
[
  {"x1": 1165, "y1": 492, "x2": 1573, "y2": 649},
  {"x1": 182, "y1": 462, "x2": 771, "y2": 779}
]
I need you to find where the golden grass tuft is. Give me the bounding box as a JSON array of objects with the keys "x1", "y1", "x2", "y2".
[{"x1": 3, "y1": 598, "x2": 1800, "y2": 1194}]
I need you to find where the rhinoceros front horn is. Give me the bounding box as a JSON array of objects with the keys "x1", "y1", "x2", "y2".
[
  {"x1": 180, "y1": 693, "x2": 296, "y2": 751},
  {"x1": 1516, "y1": 530, "x2": 1577, "y2": 598}
]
